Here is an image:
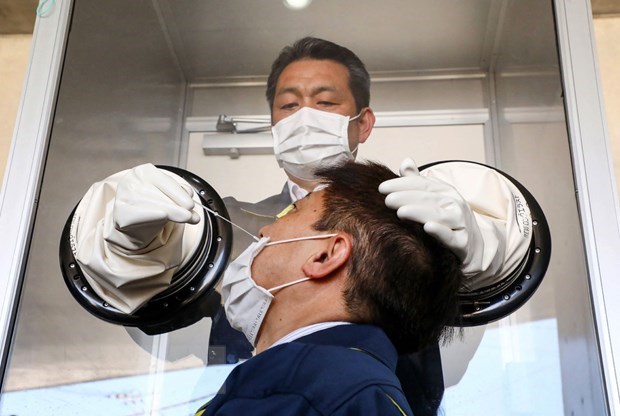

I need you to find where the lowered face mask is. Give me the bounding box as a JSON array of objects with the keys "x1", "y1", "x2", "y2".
[
  {"x1": 272, "y1": 107, "x2": 362, "y2": 182},
  {"x1": 221, "y1": 233, "x2": 337, "y2": 346}
]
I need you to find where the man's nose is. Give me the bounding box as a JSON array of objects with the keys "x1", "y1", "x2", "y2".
[{"x1": 258, "y1": 224, "x2": 270, "y2": 238}]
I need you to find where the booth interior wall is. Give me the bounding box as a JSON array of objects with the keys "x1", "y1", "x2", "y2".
[
  {"x1": 489, "y1": 0, "x2": 606, "y2": 414},
  {"x1": 1, "y1": 0, "x2": 189, "y2": 392}
]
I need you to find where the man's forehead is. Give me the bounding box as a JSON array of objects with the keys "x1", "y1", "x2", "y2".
[{"x1": 276, "y1": 60, "x2": 350, "y2": 89}]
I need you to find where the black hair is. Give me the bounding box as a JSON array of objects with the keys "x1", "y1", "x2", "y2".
[{"x1": 314, "y1": 161, "x2": 463, "y2": 354}]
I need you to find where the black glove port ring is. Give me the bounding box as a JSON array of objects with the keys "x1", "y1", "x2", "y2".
[
  {"x1": 419, "y1": 161, "x2": 551, "y2": 327},
  {"x1": 59, "y1": 166, "x2": 233, "y2": 335}
]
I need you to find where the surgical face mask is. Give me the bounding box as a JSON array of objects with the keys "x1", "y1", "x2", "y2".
[
  {"x1": 272, "y1": 107, "x2": 362, "y2": 182},
  {"x1": 221, "y1": 233, "x2": 337, "y2": 346}
]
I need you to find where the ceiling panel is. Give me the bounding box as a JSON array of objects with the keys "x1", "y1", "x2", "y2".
[
  {"x1": 0, "y1": 0, "x2": 575, "y2": 79},
  {"x1": 159, "y1": 0, "x2": 496, "y2": 81}
]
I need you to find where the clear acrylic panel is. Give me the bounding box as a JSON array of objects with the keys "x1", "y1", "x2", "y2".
[{"x1": 0, "y1": 0, "x2": 607, "y2": 415}]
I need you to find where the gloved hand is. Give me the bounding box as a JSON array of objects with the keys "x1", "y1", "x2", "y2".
[
  {"x1": 74, "y1": 163, "x2": 205, "y2": 313},
  {"x1": 378, "y1": 158, "x2": 486, "y2": 276},
  {"x1": 109, "y1": 163, "x2": 200, "y2": 251}
]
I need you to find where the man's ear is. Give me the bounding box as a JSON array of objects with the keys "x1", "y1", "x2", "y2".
[
  {"x1": 357, "y1": 107, "x2": 375, "y2": 145},
  {"x1": 302, "y1": 234, "x2": 351, "y2": 279}
]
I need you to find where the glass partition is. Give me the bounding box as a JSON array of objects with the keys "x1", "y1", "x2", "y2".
[{"x1": 0, "y1": 0, "x2": 607, "y2": 414}]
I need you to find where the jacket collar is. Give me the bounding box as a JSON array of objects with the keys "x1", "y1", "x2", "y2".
[{"x1": 294, "y1": 324, "x2": 399, "y2": 372}]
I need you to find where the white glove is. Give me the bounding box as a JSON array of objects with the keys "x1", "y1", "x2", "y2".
[
  {"x1": 379, "y1": 158, "x2": 488, "y2": 278},
  {"x1": 109, "y1": 163, "x2": 200, "y2": 252},
  {"x1": 72, "y1": 164, "x2": 205, "y2": 313},
  {"x1": 379, "y1": 158, "x2": 532, "y2": 290}
]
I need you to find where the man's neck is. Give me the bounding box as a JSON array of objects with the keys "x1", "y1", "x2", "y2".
[
  {"x1": 255, "y1": 313, "x2": 315, "y2": 354},
  {"x1": 255, "y1": 299, "x2": 349, "y2": 354}
]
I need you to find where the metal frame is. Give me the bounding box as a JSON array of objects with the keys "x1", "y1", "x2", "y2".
[
  {"x1": 0, "y1": 0, "x2": 73, "y2": 385},
  {"x1": 555, "y1": 0, "x2": 620, "y2": 413}
]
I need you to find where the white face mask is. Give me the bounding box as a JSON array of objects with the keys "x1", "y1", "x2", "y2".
[
  {"x1": 221, "y1": 233, "x2": 337, "y2": 346},
  {"x1": 272, "y1": 107, "x2": 362, "y2": 182}
]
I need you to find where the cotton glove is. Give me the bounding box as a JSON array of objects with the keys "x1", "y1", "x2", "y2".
[
  {"x1": 379, "y1": 158, "x2": 495, "y2": 283},
  {"x1": 73, "y1": 164, "x2": 205, "y2": 313},
  {"x1": 108, "y1": 163, "x2": 200, "y2": 252}
]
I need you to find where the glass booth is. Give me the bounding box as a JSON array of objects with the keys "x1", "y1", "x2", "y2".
[{"x1": 1, "y1": 0, "x2": 618, "y2": 414}]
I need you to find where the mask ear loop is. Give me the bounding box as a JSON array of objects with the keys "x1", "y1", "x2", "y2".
[
  {"x1": 267, "y1": 277, "x2": 311, "y2": 293},
  {"x1": 348, "y1": 109, "x2": 364, "y2": 155},
  {"x1": 264, "y1": 233, "x2": 338, "y2": 292},
  {"x1": 349, "y1": 110, "x2": 363, "y2": 122}
]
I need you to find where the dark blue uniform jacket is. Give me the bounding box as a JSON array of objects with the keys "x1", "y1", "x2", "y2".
[{"x1": 197, "y1": 324, "x2": 412, "y2": 415}]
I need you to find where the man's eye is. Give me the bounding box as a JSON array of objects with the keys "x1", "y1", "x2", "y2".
[
  {"x1": 280, "y1": 102, "x2": 298, "y2": 110},
  {"x1": 317, "y1": 101, "x2": 335, "y2": 107}
]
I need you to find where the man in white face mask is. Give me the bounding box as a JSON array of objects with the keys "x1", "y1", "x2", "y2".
[{"x1": 195, "y1": 160, "x2": 464, "y2": 416}]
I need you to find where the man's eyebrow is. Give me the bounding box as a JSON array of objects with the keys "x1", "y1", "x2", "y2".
[
  {"x1": 276, "y1": 85, "x2": 340, "y2": 97},
  {"x1": 312, "y1": 85, "x2": 339, "y2": 95},
  {"x1": 275, "y1": 86, "x2": 298, "y2": 97}
]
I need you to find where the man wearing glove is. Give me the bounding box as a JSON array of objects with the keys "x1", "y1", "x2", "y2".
[
  {"x1": 76, "y1": 37, "x2": 531, "y2": 415},
  {"x1": 220, "y1": 37, "x2": 530, "y2": 414}
]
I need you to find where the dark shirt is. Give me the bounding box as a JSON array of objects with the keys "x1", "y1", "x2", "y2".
[{"x1": 197, "y1": 324, "x2": 412, "y2": 416}]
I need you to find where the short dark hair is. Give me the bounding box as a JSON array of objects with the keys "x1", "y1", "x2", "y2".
[
  {"x1": 266, "y1": 37, "x2": 371, "y2": 113},
  {"x1": 314, "y1": 161, "x2": 463, "y2": 354}
]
